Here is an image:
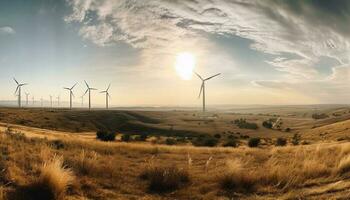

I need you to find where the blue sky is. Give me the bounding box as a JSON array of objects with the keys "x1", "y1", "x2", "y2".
[{"x1": 1, "y1": 0, "x2": 350, "y2": 106}]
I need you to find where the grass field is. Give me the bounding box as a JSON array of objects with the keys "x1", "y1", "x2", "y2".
[{"x1": 0, "y1": 105, "x2": 350, "y2": 199}]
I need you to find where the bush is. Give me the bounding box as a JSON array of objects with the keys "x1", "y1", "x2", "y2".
[
  {"x1": 192, "y1": 136, "x2": 219, "y2": 147},
  {"x1": 312, "y1": 113, "x2": 329, "y2": 120},
  {"x1": 96, "y1": 129, "x2": 116, "y2": 141},
  {"x1": 292, "y1": 133, "x2": 301, "y2": 145},
  {"x1": 275, "y1": 138, "x2": 287, "y2": 146},
  {"x1": 223, "y1": 139, "x2": 238, "y2": 147},
  {"x1": 285, "y1": 127, "x2": 291, "y2": 132},
  {"x1": 134, "y1": 133, "x2": 148, "y2": 141},
  {"x1": 121, "y1": 134, "x2": 131, "y2": 142},
  {"x1": 23, "y1": 156, "x2": 74, "y2": 200},
  {"x1": 165, "y1": 138, "x2": 177, "y2": 145},
  {"x1": 262, "y1": 121, "x2": 273, "y2": 129},
  {"x1": 140, "y1": 165, "x2": 190, "y2": 193},
  {"x1": 234, "y1": 119, "x2": 258, "y2": 130},
  {"x1": 248, "y1": 138, "x2": 260, "y2": 147},
  {"x1": 214, "y1": 134, "x2": 221, "y2": 139}
]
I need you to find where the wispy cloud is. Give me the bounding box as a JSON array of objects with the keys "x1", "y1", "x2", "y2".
[
  {"x1": 0, "y1": 26, "x2": 15, "y2": 35},
  {"x1": 64, "y1": 0, "x2": 350, "y2": 103}
]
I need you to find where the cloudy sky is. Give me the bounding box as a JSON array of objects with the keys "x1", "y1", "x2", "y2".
[{"x1": 1, "y1": 0, "x2": 350, "y2": 106}]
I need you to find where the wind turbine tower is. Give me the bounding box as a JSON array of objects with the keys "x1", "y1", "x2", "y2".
[
  {"x1": 13, "y1": 78, "x2": 28, "y2": 108},
  {"x1": 84, "y1": 81, "x2": 97, "y2": 110},
  {"x1": 32, "y1": 96, "x2": 35, "y2": 106},
  {"x1": 25, "y1": 92, "x2": 29, "y2": 106},
  {"x1": 64, "y1": 83, "x2": 77, "y2": 110},
  {"x1": 195, "y1": 72, "x2": 221, "y2": 113},
  {"x1": 56, "y1": 95, "x2": 60, "y2": 107},
  {"x1": 49, "y1": 95, "x2": 53, "y2": 108},
  {"x1": 100, "y1": 84, "x2": 111, "y2": 109}
]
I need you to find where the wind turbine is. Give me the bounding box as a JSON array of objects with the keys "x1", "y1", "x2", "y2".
[
  {"x1": 64, "y1": 83, "x2": 77, "y2": 110},
  {"x1": 49, "y1": 95, "x2": 53, "y2": 108},
  {"x1": 32, "y1": 96, "x2": 35, "y2": 106},
  {"x1": 80, "y1": 94, "x2": 85, "y2": 107},
  {"x1": 25, "y1": 92, "x2": 30, "y2": 106},
  {"x1": 56, "y1": 95, "x2": 60, "y2": 107},
  {"x1": 195, "y1": 72, "x2": 221, "y2": 113},
  {"x1": 100, "y1": 84, "x2": 111, "y2": 109},
  {"x1": 84, "y1": 81, "x2": 97, "y2": 110},
  {"x1": 13, "y1": 78, "x2": 28, "y2": 108}
]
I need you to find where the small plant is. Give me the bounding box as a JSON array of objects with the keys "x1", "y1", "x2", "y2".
[
  {"x1": 140, "y1": 162, "x2": 190, "y2": 193},
  {"x1": 285, "y1": 127, "x2": 291, "y2": 132},
  {"x1": 292, "y1": 133, "x2": 301, "y2": 145},
  {"x1": 223, "y1": 139, "x2": 238, "y2": 147},
  {"x1": 192, "y1": 136, "x2": 219, "y2": 147},
  {"x1": 234, "y1": 118, "x2": 258, "y2": 130},
  {"x1": 121, "y1": 134, "x2": 131, "y2": 142},
  {"x1": 248, "y1": 138, "x2": 260, "y2": 147},
  {"x1": 165, "y1": 138, "x2": 177, "y2": 145},
  {"x1": 96, "y1": 129, "x2": 116, "y2": 141},
  {"x1": 24, "y1": 156, "x2": 74, "y2": 200},
  {"x1": 275, "y1": 138, "x2": 287, "y2": 146}
]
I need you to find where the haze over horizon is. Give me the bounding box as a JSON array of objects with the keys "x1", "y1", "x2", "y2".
[{"x1": 2, "y1": 0, "x2": 350, "y2": 107}]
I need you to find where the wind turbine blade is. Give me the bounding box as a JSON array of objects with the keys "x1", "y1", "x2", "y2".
[
  {"x1": 71, "y1": 91, "x2": 75, "y2": 98},
  {"x1": 194, "y1": 72, "x2": 204, "y2": 80},
  {"x1": 14, "y1": 86, "x2": 19, "y2": 94},
  {"x1": 84, "y1": 80, "x2": 89, "y2": 88},
  {"x1": 64, "y1": 87, "x2": 70, "y2": 90},
  {"x1": 198, "y1": 83, "x2": 204, "y2": 99},
  {"x1": 71, "y1": 83, "x2": 78, "y2": 90},
  {"x1": 84, "y1": 89, "x2": 89, "y2": 95},
  {"x1": 100, "y1": 91, "x2": 107, "y2": 93},
  {"x1": 90, "y1": 88, "x2": 97, "y2": 90},
  {"x1": 205, "y1": 73, "x2": 221, "y2": 81},
  {"x1": 107, "y1": 83, "x2": 111, "y2": 91},
  {"x1": 13, "y1": 78, "x2": 19, "y2": 85},
  {"x1": 20, "y1": 83, "x2": 28, "y2": 86}
]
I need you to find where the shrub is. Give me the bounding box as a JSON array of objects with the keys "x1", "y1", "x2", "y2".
[
  {"x1": 285, "y1": 127, "x2": 291, "y2": 132},
  {"x1": 96, "y1": 129, "x2": 116, "y2": 141},
  {"x1": 165, "y1": 138, "x2": 177, "y2": 145},
  {"x1": 24, "y1": 156, "x2": 74, "y2": 200},
  {"x1": 134, "y1": 133, "x2": 148, "y2": 141},
  {"x1": 292, "y1": 133, "x2": 301, "y2": 145},
  {"x1": 214, "y1": 134, "x2": 221, "y2": 139},
  {"x1": 234, "y1": 119, "x2": 258, "y2": 130},
  {"x1": 248, "y1": 138, "x2": 260, "y2": 147},
  {"x1": 192, "y1": 136, "x2": 219, "y2": 147},
  {"x1": 312, "y1": 113, "x2": 328, "y2": 120},
  {"x1": 262, "y1": 120, "x2": 273, "y2": 129},
  {"x1": 275, "y1": 138, "x2": 287, "y2": 146},
  {"x1": 51, "y1": 140, "x2": 65, "y2": 150},
  {"x1": 121, "y1": 134, "x2": 131, "y2": 142},
  {"x1": 140, "y1": 164, "x2": 190, "y2": 193},
  {"x1": 223, "y1": 139, "x2": 238, "y2": 147},
  {"x1": 219, "y1": 159, "x2": 257, "y2": 192}
]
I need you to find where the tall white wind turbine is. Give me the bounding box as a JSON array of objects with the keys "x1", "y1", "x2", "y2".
[
  {"x1": 195, "y1": 72, "x2": 221, "y2": 113},
  {"x1": 84, "y1": 81, "x2": 97, "y2": 110},
  {"x1": 13, "y1": 78, "x2": 28, "y2": 108},
  {"x1": 64, "y1": 83, "x2": 77, "y2": 110},
  {"x1": 100, "y1": 84, "x2": 111, "y2": 109}
]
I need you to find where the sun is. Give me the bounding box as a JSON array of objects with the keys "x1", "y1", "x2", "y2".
[{"x1": 175, "y1": 52, "x2": 196, "y2": 80}]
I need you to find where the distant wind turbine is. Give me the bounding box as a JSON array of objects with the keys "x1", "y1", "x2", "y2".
[
  {"x1": 84, "y1": 81, "x2": 97, "y2": 110},
  {"x1": 56, "y1": 95, "x2": 60, "y2": 107},
  {"x1": 25, "y1": 92, "x2": 30, "y2": 106},
  {"x1": 32, "y1": 96, "x2": 35, "y2": 106},
  {"x1": 80, "y1": 94, "x2": 85, "y2": 107},
  {"x1": 195, "y1": 72, "x2": 221, "y2": 113},
  {"x1": 64, "y1": 83, "x2": 77, "y2": 110},
  {"x1": 100, "y1": 84, "x2": 111, "y2": 109},
  {"x1": 13, "y1": 78, "x2": 28, "y2": 108},
  {"x1": 49, "y1": 95, "x2": 53, "y2": 108}
]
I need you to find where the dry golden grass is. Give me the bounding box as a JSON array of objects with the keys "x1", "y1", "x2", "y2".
[
  {"x1": 24, "y1": 156, "x2": 74, "y2": 200},
  {"x1": 3, "y1": 126, "x2": 350, "y2": 199}
]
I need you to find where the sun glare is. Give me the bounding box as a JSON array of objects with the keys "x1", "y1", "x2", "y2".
[{"x1": 175, "y1": 52, "x2": 196, "y2": 80}]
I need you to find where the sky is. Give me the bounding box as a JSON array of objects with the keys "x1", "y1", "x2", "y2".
[{"x1": 1, "y1": 0, "x2": 350, "y2": 107}]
